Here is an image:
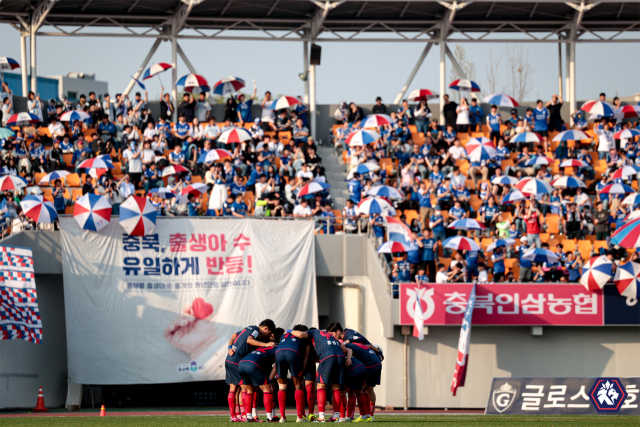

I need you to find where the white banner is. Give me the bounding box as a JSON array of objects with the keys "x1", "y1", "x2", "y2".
[{"x1": 60, "y1": 217, "x2": 317, "y2": 385}]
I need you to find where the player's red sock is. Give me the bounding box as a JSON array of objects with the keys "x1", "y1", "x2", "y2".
[
  {"x1": 306, "y1": 384, "x2": 315, "y2": 415},
  {"x1": 295, "y1": 389, "x2": 305, "y2": 419},
  {"x1": 370, "y1": 402, "x2": 375, "y2": 416},
  {"x1": 347, "y1": 395, "x2": 357, "y2": 419},
  {"x1": 340, "y1": 394, "x2": 347, "y2": 418},
  {"x1": 366, "y1": 394, "x2": 374, "y2": 416},
  {"x1": 278, "y1": 390, "x2": 287, "y2": 418},
  {"x1": 244, "y1": 392, "x2": 253, "y2": 418},
  {"x1": 332, "y1": 390, "x2": 342, "y2": 417},
  {"x1": 263, "y1": 392, "x2": 273, "y2": 417},
  {"x1": 228, "y1": 391, "x2": 237, "y2": 418},
  {"x1": 356, "y1": 393, "x2": 368, "y2": 417},
  {"x1": 253, "y1": 389, "x2": 259, "y2": 410},
  {"x1": 317, "y1": 388, "x2": 327, "y2": 414}
]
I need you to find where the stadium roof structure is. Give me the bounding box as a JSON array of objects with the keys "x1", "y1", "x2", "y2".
[{"x1": 1, "y1": 0, "x2": 638, "y2": 134}]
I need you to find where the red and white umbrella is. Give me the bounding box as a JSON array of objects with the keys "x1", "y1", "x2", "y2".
[
  {"x1": 377, "y1": 240, "x2": 415, "y2": 253},
  {"x1": 77, "y1": 157, "x2": 114, "y2": 170},
  {"x1": 345, "y1": 129, "x2": 381, "y2": 146},
  {"x1": 297, "y1": 182, "x2": 331, "y2": 198},
  {"x1": 360, "y1": 114, "x2": 396, "y2": 128},
  {"x1": 269, "y1": 96, "x2": 300, "y2": 110},
  {"x1": 559, "y1": 159, "x2": 588, "y2": 168},
  {"x1": 614, "y1": 129, "x2": 640, "y2": 140},
  {"x1": 614, "y1": 261, "x2": 640, "y2": 299},
  {"x1": 465, "y1": 137, "x2": 494, "y2": 150},
  {"x1": 198, "y1": 149, "x2": 233, "y2": 164},
  {"x1": 610, "y1": 165, "x2": 640, "y2": 180},
  {"x1": 0, "y1": 57, "x2": 20, "y2": 71},
  {"x1": 219, "y1": 127, "x2": 252, "y2": 144},
  {"x1": 142, "y1": 63, "x2": 173, "y2": 80},
  {"x1": 0, "y1": 175, "x2": 28, "y2": 191},
  {"x1": 73, "y1": 193, "x2": 112, "y2": 232},
  {"x1": 615, "y1": 105, "x2": 640, "y2": 119},
  {"x1": 119, "y1": 196, "x2": 156, "y2": 236},
  {"x1": 466, "y1": 143, "x2": 496, "y2": 163},
  {"x1": 178, "y1": 183, "x2": 209, "y2": 204},
  {"x1": 511, "y1": 132, "x2": 544, "y2": 144},
  {"x1": 59, "y1": 110, "x2": 90, "y2": 122},
  {"x1": 580, "y1": 100, "x2": 616, "y2": 117},
  {"x1": 5, "y1": 112, "x2": 40, "y2": 127},
  {"x1": 161, "y1": 165, "x2": 190, "y2": 177},
  {"x1": 407, "y1": 89, "x2": 438, "y2": 101},
  {"x1": 212, "y1": 76, "x2": 245, "y2": 96},
  {"x1": 443, "y1": 236, "x2": 481, "y2": 252},
  {"x1": 19, "y1": 195, "x2": 57, "y2": 223},
  {"x1": 176, "y1": 74, "x2": 209, "y2": 93},
  {"x1": 483, "y1": 94, "x2": 519, "y2": 107},
  {"x1": 580, "y1": 256, "x2": 612, "y2": 291},
  {"x1": 515, "y1": 177, "x2": 553, "y2": 197}
]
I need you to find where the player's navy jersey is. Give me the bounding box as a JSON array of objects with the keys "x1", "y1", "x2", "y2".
[
  {"x1": 226, "y1": 325, "x2": 260, "y2": 363},
  {"x1": 277, "y1": 332, "x2": 305, "y2": 357},
  {"x1": 344, "y1": 329, "x2": 371, "y2": 345},
  {"x1": 345, "y1": 343, "x2": 381, "y2": 368},
  {"x1": 241, "y1": 346, "x2": 278, "y2": 372},
  {"x1": 308, "y1": 329, "x2": 343, "y2": 361}
]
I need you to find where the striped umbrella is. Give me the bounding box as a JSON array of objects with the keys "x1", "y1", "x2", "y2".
[
  {"x1": 627, "y1": 210, "x2": 640, "y2": 221},
  {"x1": 614, "y1": 260, "x2": 640, "y2": 299},
  {"x1": 356, "y1": 197, "x2": 395, "y2": 216},
  {"x1": 447, "y1": 218, "x2": 486, "y2": 230},
  {"x1": 614, "y1": 129, "x2": 640, "y2": 140},
  {"x1": 366, "y1": 185, "x2": 403, "y2": 200},
  {"x1": 176, "y1": 74, "x2": 209, "y2": 94},
  {"x1": 161, "y1": 165, "x2": 190, "y2": 177},
  {"x1": 0, "y1": 57, "x2": 20, "y2": 70},
  {"x1": 611, "y1": 218, "x2": 640, "y2": 248},
  {"x1": 5, "y1": 112, "x2": 40, "y2": 127},
  {"x1": 119, "y1": 196, "x2": 157, "y2": 236},
  {"x1": 148, "y1": 187, "x2": 177, "y2": 200},
  {"x1": 197, "y1": 149, "x2": 233, "y2": 163},
  {"x1": 465, "y1": 137, "x2": 494, "y2": 151},
  {"x1": 522, "y1": 248, "x2": 559, "y2": 264},
  {"x1": 73, "y1": 193, "x2": 112, "y2": 232},
  {"x1": 492, "y1": 176, "x2": 519, "y2": 185},
  {"x1": 443, "y1": 236, "x2": 481, "y2": 252},
  {"x1": 482, "y1": 94, "x2": 519, "y2": 107},
  {"x1": 142, "y1": 63, "x2": 172, "y2": 80},
  {"x1": 347, "y1": 162, "x2": 380, "y2": 179},
  {"x1": 0, "y1": 175, "x2": 28, "y2": 191},
  {"x1": 615, "y1": 105, "x2": 640, "y2": 119},
  {"x1": 20, "y1": 195, "x2": 57, "y2": 223},
  {"x1": 39, "y1": 170, "x2": 70, "y2": 184},
  {"x1": 515, "y1": 178, "x2": 553, "y2": 197},
  {"x1": 177, "y1": 183, "x2": 209, "y2": 204},
  {"x1": 581, "y1": 100, "x2": 616, "y2": 117},
  {"x1": 511, "y1": 132, "x2": 543, "y2": 144},
  {"x1": 407, "y1": 88, "x2": 438, "y2": 101},
  {"x1": 599, "y1": 183, "x2": 635, "y2": 195},
  {"x1": 622, "y1": 193, "x2": 640, "y2": 206},
  {"x1": 0, "y1": 128, "x2": 15, "y2": 139},
  {"x1": 270, "y1": 96, "x2": 300, "y2": 110},
  {"x1": 501, "y1": 190, "x2": 538, "y2": 204},
  {"x1": 486, "y1": 239, "x2": 516, "y2": 253},
  {"x1": 219, "y1": 127, "x2": 252, "y2": 144},
  {"x1": 297, "y1": 182, "x2": 331, "y2": 198},
  {"x1": 360, "y1": 114, "x2": 396, "y2": 128},
  {"x1": 377, "y1": 240, "x2": 415, "y2": 253},
  {"x1": 552, "y1": 176, "x2": 586, "y2": 189},
  {"x1": 212, "y1": 76, "x2": 245, "y2": 96},
  {"x1": 77, "y1": 157, "x2": 114, "y2": 170},
  {"x1": 559, "y1": 159, "x2": 588, "y2": 168},
  {"x1": 448, "y1": 79, "x2": 481, "y2": 92},
  {"x1": 553, "y1": 130, "x2": 590, "y2": 142},
  {"x1": 59, "y1": 110, "x2": 90, "y2": 122},
  {"x1": 610, "y1": 165, "x2": 640, "y2": 180},
  {"x1": 580, "y1": 256, "x2": 613, "y2": 291},
  {"x1": 346, "y1": 130, "x2": 381, "y2": 146},
  {"x1": 524, "y1": 156, "x2": 553, "y2": 166},
  {"x1": 466, "y1": 143, "x2": 496, "y2": 163}
]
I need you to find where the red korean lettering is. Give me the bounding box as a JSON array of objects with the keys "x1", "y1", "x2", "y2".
[
  {"x1": 208, "y1": 234, "x2": 228, "y2": 252},
  {"x1": 206, "y1": 256, "x2": 225, "y2": 275},
  {"x1": 233, "y1": 234, "x2": 252, "y2": 251},
  {"x1": 169, "y1": 233, "x2": 187, "y2": 252},
  {"x1": 225, "y1": 256, "x2": 243, "y2": 274},
  {"x1": 188, "y1": 234, "x2": 207, "y2": 252}
]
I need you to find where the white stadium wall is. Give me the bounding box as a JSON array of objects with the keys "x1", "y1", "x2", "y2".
[{"x1": 0, "y1": 231, "x2": 638, "y2": 409}]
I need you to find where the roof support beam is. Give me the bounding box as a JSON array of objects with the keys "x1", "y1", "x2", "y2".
[
  {"x1": 31, "y1": 0, "x2": 56, "y2": 32},
  {"x1": 485, "y1": 2, "x2": 495, "y2": 18},
  {"x1": 445, "y1": 43, "x2": 468, "y2": 81},
  {"x1": 566, "y1": 1, "x2": 601, "y2": 40},
  {"x1": 438, "y1": 1, "x2": 471, "y2": 39},
  {"x1": 309, "y1": 0, "x2": 346, "y2": 40},
  {"x1": 393, "y1": 41, "x2": 434, "y2": 104}
]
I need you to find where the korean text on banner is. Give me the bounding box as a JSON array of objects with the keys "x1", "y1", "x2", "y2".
[{"x1": 59, "y1": 218, "x2": 317, "y2": 385}]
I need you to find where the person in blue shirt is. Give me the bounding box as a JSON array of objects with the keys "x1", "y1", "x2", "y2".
[
  {"x1": 532, "y1": 100, "x2": 550, "y2": 150},
  {"x1": 469, "y1": 99, "x2": 483, "y2": 132},
  {"x1": 465, "y1": 249, "x2": 483, "y2": 282},
  {"x1": 319, "y1": 204, "x2": 336, "y2": 234},
  {"x1": 407, "y1": 231, "x2": 422, "y2": 267},
  {"x1": 486, "y1": 105, "x2": 502, "y2": 144},
  {"x1": 231, "y1": 193, "x2": 248, "y2": 218},
  {"x1": 348, "y1": 173, "x2": 363, "y2": 203},
  {"x1": 71, "y1": 140, "x2": 93, "y2": 173},
  {"x1": 395, "y1": 253, "x2": 412, "y2": 282},
  {"x1": 417, "y1": 181, "x2": 433, "y2": 230},
  {"x1": 410, "y1": 144, "x2": 427, "y2": 178},
  {"x1": 430, "y1": 207, "x2": 448, "y2": 257},
  {"x1": 565, "y1": 251, "x2": 582, "y2": 282},
  {"x1": 449, "y1": 200, "x2": 466, "y2": 222},
  {"x1": 97, "y1": 115, "x2": 116, "y2": 142},
  {"x1": 143, "y1": 162, "x2": 162, "y2": 193},
  {"x1": 186, "y1": 194, "x2": 201, "y2": 217},
  {"x1": 429, "y1": 164, "x2": 444, "y2": 189},
  {"x1": 222, "y1": 194, "x2": 235, "y2": 216},
  {"x1": 442, "y1": 124, "x2": 457, "y2": 146},
  {"x1": 479, "y1": 197, "x2": 499, "y2": 230},
  {"x1": 571, "y1": 110, "x2": 588, "y2": 130},
  {"x1": 52, "y1": 179, "x2": 67, "y2": 214},
  {"x1": 294, "y1": 97, "x2": 308, "y2": 126},
  {"x1": 418, "y1": 228, "x2": 438, "y2": 282},
  {"x1": 518, "y1": 236, "x2": 533, "y2": 282},
  {"x1": 229, "y1": 175, "x2": 246, "y2": 197},
  {"x1": 436, "y1": 178, "x2": 452, "y2": 210},
  {"x1": 508, "y1": 109, "x2": 522, "y2": 127},
  {"x1": 236, "y1": 86, "x2": 257, "y2": 126},
  {"x1": 491, "y1": 247, "x2": 506, "y2": 282}
]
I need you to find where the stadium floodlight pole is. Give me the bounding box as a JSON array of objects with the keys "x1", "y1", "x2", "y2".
[
  {"x1": 122, "y1": 38, "x2": 162, "y2": 97},
  {"x1": 439, "y1": 40, "x2": 446, "y2": 124},
  {"x1": 393, "y1": 41, "x2": 434, "y2": 105},
  {"x1": 30, "y1": 22, "x2": 37, "y2": 94},
  {"x1": 557, "y1": 43, "x2": 563, "y2": 99},
  {"x1": 20, "y1": 34, "x2": 28, "y2": 96},
  {"x1": 303, "y1": 40, "x2": 309, "y2": 104}
]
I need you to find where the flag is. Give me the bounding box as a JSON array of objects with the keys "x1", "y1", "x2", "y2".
[
  {"x1": 131, "y1": 76, "x2": 146, "y2": 91},
  {"x1": 451, "y1": 284, "x2": 476, "y2": 396},
  {"x1": 0, "y1": 245, "x2": 42, "y2": 344},
  {"x1": 413, "y1": 286, "x2": 425, "y2": 340},
  {"x1": 385, "y1": 216, "x2": 413, "y2": 243}
]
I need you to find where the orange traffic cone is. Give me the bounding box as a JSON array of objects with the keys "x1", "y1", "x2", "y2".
[
  {"x1": 33, "y1": 386, "x2": 49, "y2": 412},
  {"x1": 100, "y1": 405, "x2": 106, "y2": 417}
]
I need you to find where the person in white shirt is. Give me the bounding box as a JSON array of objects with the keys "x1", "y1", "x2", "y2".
[
  {"x1": 435, "y1": 263, "x2": 449, "y2": 284},
  {"x1": 455, "y1": 97, "x2": 470, "y2": 133},
  {"x1": 293, "y1": 199, "x2": 312, "y2": 217},
  {"x1": 1, "y1": 97, "x2": 12, "y2": 126},
  {"x1": 123, "y1": 142, "x2": 142, "y2": 188},
  {"x1": 141, "y1": 140, "x2": 156, "y2": 171},
  {"x1": 477, "y1": 263, "x2": 489, "y2": 283},
  {"x1": 448, "y1": 138, "x2": 467, "y2": 161},
  {"x1": 117, "y1": 174, "x2": 136, "y2": 199},
  {"x1": 295, "y1": 163, "x2": 313, "y2": 180},
  {"x1": 48, "y1": 119, "x2": 66, "y2": 139},
  {"x1": 194, "y1": 93, "x2": 211, "y2": 122},
  {"x1": 204, "y1": 117, "x2": 221, "y2": 147},
  {"x1": 595, "y1": 121, "x2": 614, "y2": 159},
  {"x1": 143, "y1": 122, "x2": 157, "y2": 141},
  {"x1": 151, "y1": 134, "x2": 166, "y2": 155},
  {"x1": 190, "y1": 117, "x2": 204, "y2": 144},
  {"x1": 27, "y1": 92, "x2": 43, "y2": 122}
]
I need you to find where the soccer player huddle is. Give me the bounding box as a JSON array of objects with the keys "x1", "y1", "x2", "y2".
[{"x1": 226, "y1": 320, "x2": 384, "y2": 423}]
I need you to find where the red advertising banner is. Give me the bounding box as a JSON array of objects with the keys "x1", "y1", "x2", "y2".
[{"x1": 399, "y1": 283, "x2": 604, "y2": 326}]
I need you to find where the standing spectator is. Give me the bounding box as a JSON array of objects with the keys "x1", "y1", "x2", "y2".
[
  {"x1": 397, "y1": 99, "x2": 414, "y2": 124},
  {"x1": 455, "y1": 98, "x2": 470, "y2": 133},
  {"x1": 82, "y1": 176, "x2": 94, "y2": 196},
  {"x1": 518, "y1": 236, "x2": 533, "y2": 282},
  {"x1": 486, "y1": 105, "x2": 502, "y2": 144},
  {"x1": 532, "y1": 99, "x2": 550, "y2": 151},
  {"x1": 178, "y1": 93, "x2": 196, "y2": 123},
  {"x1": 49, "y1": 140, "x2": 64, "y2": 170},
  {"x1": 372, "y1": 97, "x2": 387, "y2": 114},
  {"x1": 418, "y1": 228, "x2": 438, "y2": 282},
  {"x1": 469, "y1": 98, "x2": 483, "y2": 132},
  {"x1": 1, "y1": 97, "x2": 12, "y2": 126},
  {"x1": 524, "y1": 199, "x2": 543, "y2": 248},
  {"x1": 342, "y1": 199, "x2": 360, "y2": 234},
  {"x1": 237, "y1": 86, "x2": 258, "y2": 126},
  {"x1": 88, "y1": 92, "x2": 103, "y2": 124},
  {"x1": 293, "y1": 96, "x2": 309, "y2": 127},
  {"x1": 27, "y1": 92, "x2": 43, "y2": 122},
  {"x1": 348, "y1": 102, "x2": 364, "y2": 124},
  {"x1": 546, "y1": 94, "x2": 563, "y2": 132},
  {"x1": 195, "y1": 92, "x2": 211, "y2": 122},
  {"x1": 414, "y1": 99, "x2": 431, "y2": 136},
  {"x1": 442, "y1": 94, "x2": 458, "y2": 128},
  {"x1": 52, "y1": 179, "x2": 67, "y2": 215},
  {"x1": 260, "y1": 91, "x2": 275, "y2": 129},
  {"x1": 159, "y1": 87, "x2": 174, "y2": 121},
  {"x1": 593, "y1": 201, "x2": 610, "y2": 241},
  {"x1": 124, "y1": 141, "x2": 142, "y2": 189},
  {"x1": 595, "y1": 121, "x2": 614, "y2": 159}
]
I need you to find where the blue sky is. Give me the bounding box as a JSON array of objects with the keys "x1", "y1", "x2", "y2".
[{"x1": 1, "y1": 23, "x2": 639, "y2": 104}]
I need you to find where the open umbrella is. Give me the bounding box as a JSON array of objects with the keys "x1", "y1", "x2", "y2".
[
  {"x1": 501, "y1": 190, "x2": 528, "y2": 204},
  {"x1": 511, "y1": 132, "x2": 543, "y2": 144},
  {"x1": 59, "y1": 110, "x2": 90, "y2": 122},
  {"x1": 466, "y1": 143, "x2": 496, "y2": 163},
  {"x1": 119, "y1": 196, "x2": 156, "y2": 236},
  {"x1": 0, "y1": 57, "x2": 20, "y2": 70},
  {"x1": 0, "y1": 175, "x2": 28, "y2": 191},
  {"x1": 492, "y1": 176, "x2": 519, "y2": 185},
  {"x1": 270, "y1": 96, "x2": 300, "y2": 110},
  {"x1": 447, "y1": 218, "x2": 486, "y2": 230},
  {"x1": 611, "y1": 218, "x2": 640, "y2": 248},
  {"x1": 522, "y1": 248, "x2": 559, "y2": 264},
  {"x1": 347, "y1": 163, "x2": 380, "y2": 179},
  {"x1": 356, "y1": 197, "x2": 395, "y2": 216},
  {"x1": 482, "y1": 94, "x2": 519, "y2": 107},
  {"x1": 486, "y1": 239, "x2": 516, "y2": 253},
  {"x1": 627, "y1": 210, "x2": 640, "y2": 221},
  {"x1": 467, "y1": 136, "x2": 493, "y2": 145},
  {"x1": 297, "y1": 182, "x2": 331, "y2": 198},
  {"x1": 615, "y1": 105, "x2": 640, "y2": 119},
  {"x1": 0, "y1": 128, "x2": 15, "y2": 139},
  {"x1": 609, "y1": 165, "x2": 640, "y2": 181},
  {"x1": 142, "y1": 63, "x2": 173, "y2": 81},
  {"x1": 559, "y1": 159, "x2": 588, "y2": 168},
  {"x1": 515, "y1": 177, "x2": 553, "y2": 197},
  {"x1": 443, "y1": 236, "x2": 480, "y2": 252},
  {"x1": 219, "y1": 127, "x2": 252, "y2": 144},
  {"x1": 377, "y1": 240, "x2": 415, "y2": 253},
  {"x1": 407, "y1": 89, "x2": 438, "y2": 101},
  {"x1": 20, "y1": 195, "x2": 57, "y2": 223},
  {"x1": 177, "y1": 183, "x2": 209, "y2": 204},
  {"x1": 39, "y1": 170, "x2": 70, "y2": 185},
  {"x1": 580, "y1": 256, "x2": 613, "y2": 291},
  {"x1": 161, "y1": 165, "x2": 190, "y2": 177},
  {"x1": 598, "y1": 183, "x2": 635, "y2": 195},
  {"x1": 613, "y1": 261, "x2": 640, "y2": 299},
  {"x1": 360, "y1": 114, "x2": 395, "y2": 128},
  {"x1": 346, "y1": 130, "x2": 381, "y2": 146},
  {"x1": 5, "y1": 112, "x2": 40, "y2": 127},
  {"x1": 148, "y1": 187, "x2": 177, "y2": 200},
  {"x1": 622, "y1": 194, "x2": 640, "y2": 206},
  {"x1": 77, "y1": 157, "x2": 114, "y2": 170},
  {"x1": 552, "y1": 176, "x2": 586, "y2": 189},
  {"x1": 448, "y1": 79, "x2": 481, "y2": 92},
  {"x1": 73, "y1": 193, "x2": 112, "y2": 232},
  {"x1": 366, "y1": 185, "x2": 403, "y2": 200},
  {"x1": 197, "y1": 149, "x2": 233, "y2": 163},
  {"x1": 553, "y1": 130, "x2": 590, "y2": 142},
  {"x1": 176, "y1": 74, "x2": 209, "y2": 93},
  {"x1": 212, "y1": 76, "x2": 245, "y2": 96},
  {"x1": 524, "y1": 156, "x2": 553, "y2": 166},
  {"x1": 614, "y1": 129, "x2": 640, "y2": 140},
  {"x1": 581, "y1": 100, "x2": 616, "y2": 117}
]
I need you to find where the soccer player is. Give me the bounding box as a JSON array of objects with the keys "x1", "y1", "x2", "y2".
[
  {"x1": 326, "y1": 323, "x2": 383, "y2": 360},
  {"x1": 226, "y1": 319, "x2": 276, "y2": 422},
  {"x1": 340, "y1": 346, "x2": 366, "y2": 423},
  {"x1": 275, "y1": 324, "x2": 310, "y2": 422},
  {"x1": 238, "y1": 329, "x2": 282, "y2": 422},
  {"x1": 302, "y1": 337, "x2": 319, "y2": 421},
  {"x1": 290, "y1": 328, "x2": 345, "y2": 422},
  {"x1": 344, "y1": 342, "x2": 383, "y2": 422}
]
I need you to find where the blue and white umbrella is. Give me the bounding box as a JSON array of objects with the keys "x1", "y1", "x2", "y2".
[
  {"x1": 522, "y1": 248, "x2": 559, "y2": 264},
  {"x1": 580, "y1": 256, "x2": 613, "y2": 291},
  {"x1": 347, "y1": 162, "x2": 380, "y2": 179},
  {"x1": 148, "y1": 187, "x2": 178, "y2": 200},
  {"x1": 581, "y1": 100, "x2": 616, "y2": 117},
  {"x1": 552, "y1": 176, "x2": 586, "y2": 189},
  {"x1": 346, "y1": 130, "x2": 381, "y2": 147},
  {"x1": 552, "y1": 130, "x2": 590, "y2": 142},
  {"x1": 119, "y1": 195, "x2": 157, "y2": 236},
  {"x1": 366, "y1": 185, "x2": 403, "y2": 200},
  {"x1": 486, "y1": 239, "x2": 516, "y2": 253},
  {"x1": 501, "y1": 190, "x2": 527, "y2": 204},
  {"x1": 356, "y1": 197, "x2": 395, "y2": 216},
  {"x1": 524, "y1": 156, "x2": 553, "y2": 167},
  {"x1": 622, "y1": 193, "x2": 640, "y2": 206},
  {"x1": 73, "y1": 193, "x2": 112, "y2": 232},
  {"x1": 39, "y1": 170, "x2": 70, "y2": 184},
  {"x1": 59, "y1": 110, "x2": 90, "y2": 122},
  {"x1": 19, "y1": 195, "x2": 57, "y2": 223},
  {"x1": 447, "y1": 218, "x2": 486, "y2": 230},
  {"x1": 492, "y1": 176, "x2": 519, "y2": 185},
  {"x1": 482, "y1": 94, "x2": 519, "y2": 107},
  {"x1": 515, "y1": 177, "x2": 553, "y2": 197},
  {"x1": 466, "y1": 144, "x2": 496, "y2": 163},
  {"x1": 511, "y1": 132, "x2": 543, "y2": 144}
]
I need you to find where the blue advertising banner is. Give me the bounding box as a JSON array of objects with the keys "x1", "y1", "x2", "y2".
[{"x1": 603, "y1": 284, "x2": 640, "y2": 325}]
